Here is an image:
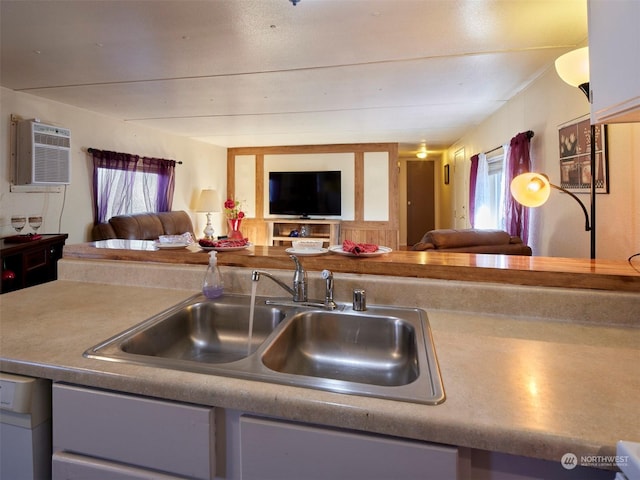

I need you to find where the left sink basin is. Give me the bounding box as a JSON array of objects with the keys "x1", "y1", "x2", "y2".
[{"x1": 85, "y1": 294, "x2": 286, "y2": 366}]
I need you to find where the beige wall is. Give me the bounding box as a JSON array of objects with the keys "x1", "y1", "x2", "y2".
[
  {"x1": 1, "y1": 87, "x2": 227, "y2": 244},
  {"x1": 445, "y1": 65, "x2": 640, "y2": 260}
]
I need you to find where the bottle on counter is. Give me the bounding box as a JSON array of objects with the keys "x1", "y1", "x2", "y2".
[{"x1": 203, "y1": 250, "x2": 224, "y2": 299}]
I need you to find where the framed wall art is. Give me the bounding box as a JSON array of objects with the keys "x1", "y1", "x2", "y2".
[{"x1": 558, "y1": 115, "x2": 609, "y2": 194}]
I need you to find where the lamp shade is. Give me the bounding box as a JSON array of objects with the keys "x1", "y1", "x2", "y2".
[
  {"x1": 555, "y1": 47, "x2": 589, "y2": 88},
  {"x1": 510, "y1": 173, "x2": 551, "y2": 208},
  {"x1": 196, "y1": 189, "x2": 220, "y2": 212}
]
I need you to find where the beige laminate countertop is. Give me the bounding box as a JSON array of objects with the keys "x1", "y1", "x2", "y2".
[{"x1": 1, "y1": 276, "x2": 638, "y2": 466}]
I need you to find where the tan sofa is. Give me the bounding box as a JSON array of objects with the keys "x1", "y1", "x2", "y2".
[
  {"x1": 411, "y1": 229, "x2": 532, "y2": 255},
  {"x1": 91, "y1": 211, "x2": 195, "y2": 241}
]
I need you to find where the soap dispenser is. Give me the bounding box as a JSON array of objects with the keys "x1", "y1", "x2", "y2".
[{"x1": 203, "y1": 251, "x2": 224, "y2": 299}]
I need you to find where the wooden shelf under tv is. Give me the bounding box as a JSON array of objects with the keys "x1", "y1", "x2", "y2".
[{"x1": 267, "y1": 219, "x2": 341, "y2": 246}]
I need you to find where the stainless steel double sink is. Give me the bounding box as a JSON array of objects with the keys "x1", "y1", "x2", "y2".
[{"x1": 84, "y1": 293, "x2": 445, "y2": 405}]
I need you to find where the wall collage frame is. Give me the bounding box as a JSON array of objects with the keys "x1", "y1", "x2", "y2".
[{"x1": 558, "y1": 115, "x2": 609, "y2": 194}]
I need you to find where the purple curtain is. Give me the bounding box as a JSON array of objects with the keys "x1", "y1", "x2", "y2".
[
  {"x1": 92, "y1": 150, "x2": 138, "y2": 225},
  {"x1": 142, "y1": 157, "x2": 176, "y2": 212},
  {"x1": 91, "y1": 150, "x2": 177, "y2": 225},
  {"x1": 503, "y1": 132, "x2": 532, "y2": 242},
  {"x1": 468, "y1": 154, "x2": 480, "y2": 228}
]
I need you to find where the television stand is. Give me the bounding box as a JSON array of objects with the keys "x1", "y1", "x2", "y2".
[{"x1": 267, "y1": 219, "x2": 341, "y2": 247}]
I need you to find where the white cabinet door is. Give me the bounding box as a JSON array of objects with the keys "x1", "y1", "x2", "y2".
[
  {"x1": 53, "y1": 384, "x2": 215, "y2": 480},
  {"x1": 239, "y1": 415, "x2": 459, "y2": 480},
  {"x1": 589, "y1": 0, "x2": 640, "y2": 124}
]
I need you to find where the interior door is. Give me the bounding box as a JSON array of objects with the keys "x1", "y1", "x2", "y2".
[
  {"x1": 453, "y1": 148, "x2": 469, "y2": 229},
  {"x1": 406, "y1": 161, "x2": 435, "y2": 246}
]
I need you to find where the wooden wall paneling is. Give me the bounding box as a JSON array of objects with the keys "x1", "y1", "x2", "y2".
[
  {"x1": 340, "y1": 222, "x2": 398, "y2": 250},
  {"x1": 226, "y1": 150, "x2": 236, "y2": 200},
  {"x1": 387, "y1": 143, "x2": 400, "y2": 231},
  {"x1": 384, "y1": 144, "x2": 400, "y2": 249},
  {"x1": 229, "y1": 143, "x2": 396, "y2": 156},
  {"x1": 255, "y1": 154, "x2": 264, "y2": 219},
  {"x1": 227, "y1": 143, "x2": 400, "y2": 248},
  {"x1": 354, "y1": 152, "x2": 365, "y2": 222},
  {"x1": 240, "y1": 218, "x2": 269, "y2": 246},
  {"x1": 386, "y1": 229, "x2": 399, "y2": 249}
]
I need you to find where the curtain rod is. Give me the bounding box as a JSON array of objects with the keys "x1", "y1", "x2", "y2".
[
  {"x1": 483, "y1": 130, "x2": 534, "y2": 156},
  {"x1": 86, "y1": 147, "x2": 182, "y2": 164}
]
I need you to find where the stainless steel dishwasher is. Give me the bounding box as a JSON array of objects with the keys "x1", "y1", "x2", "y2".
[{"x1": 0, "y1": 373, "x2": 52, "y2": 480}]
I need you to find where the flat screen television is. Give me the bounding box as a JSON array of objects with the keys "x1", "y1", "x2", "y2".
[{"x1": 269, "y1": 170, "x2": 341, "y2": 218}]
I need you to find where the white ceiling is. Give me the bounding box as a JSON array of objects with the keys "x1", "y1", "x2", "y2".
[{"x1": 0, "y1": 0, "x2": 588, "y2": 157}]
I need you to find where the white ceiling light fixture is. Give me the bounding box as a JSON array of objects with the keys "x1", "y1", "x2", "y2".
[
  {"x1": 555, "y1": 47, "x2": 590, "y2": 99},
  {"x1": 416, "y1": 144, "x2": 427, "y2": 159}
]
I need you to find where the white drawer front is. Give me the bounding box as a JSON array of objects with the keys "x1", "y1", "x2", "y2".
[
  {"x1": 240, "y1": 415, "x2": 458, "y2": 480},
  {"x1": 52, "y1": 451, "x2": 187, "y2": 480},
  {"x1": 53, "y1": 384, "x2": 214, "y2": 479}
]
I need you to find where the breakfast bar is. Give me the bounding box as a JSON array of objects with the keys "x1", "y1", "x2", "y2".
[{"x1": 64, "y1": 240, "x2": 640, "y2": 292}]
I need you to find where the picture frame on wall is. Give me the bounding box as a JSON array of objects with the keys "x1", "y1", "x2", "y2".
[
  {"x1": 558, "y1": 115, "x2": 609, "y2": 194},
  {"x1": 444, "y1": 164, "x2": 450, "y2": 185}
]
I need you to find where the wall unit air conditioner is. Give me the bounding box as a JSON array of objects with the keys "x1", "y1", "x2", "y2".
[{"x1": 15, "y1": 120, "x2": 71, "y2": 185}]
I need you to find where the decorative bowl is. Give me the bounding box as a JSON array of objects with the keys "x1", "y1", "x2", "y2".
[{"x1": 292, "y1": 239, "x2": 324, "y2": 250}]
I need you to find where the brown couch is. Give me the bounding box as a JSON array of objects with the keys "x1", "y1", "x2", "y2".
[
  {"x1": 411, "y1": 228, "x2": 532, "y2": 255},
  {"x1": 91, "y1": 211, "x2": 195, "y2": 241}
]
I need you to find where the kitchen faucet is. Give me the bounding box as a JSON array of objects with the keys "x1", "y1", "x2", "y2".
[
  {"x1": 251, "y1": 257, "x2": 338, "y2": 310},
  {"x1": 251, "y1": 255, "x2": 308, "y2": 302}
]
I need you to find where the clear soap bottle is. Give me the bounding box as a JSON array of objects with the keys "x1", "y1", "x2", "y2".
[{"x1": 203, "y1": 251, "x2": 224, "y2": 299}]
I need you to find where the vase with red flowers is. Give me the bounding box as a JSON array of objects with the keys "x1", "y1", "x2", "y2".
[{"x1": 224, "y1": 198, "x2": 245, "y2": 240}]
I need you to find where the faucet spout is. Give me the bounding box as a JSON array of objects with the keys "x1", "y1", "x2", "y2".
[
  {"x1": 251, "y1": 255, "x2": 308, "y2": 302},
  {"x1": 251, "y1": 270, "x2": 296, "y2": 297}
]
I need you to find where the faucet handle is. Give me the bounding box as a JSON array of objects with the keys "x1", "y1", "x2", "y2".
[{"x1": 289, "y1": 255, "x2": 308, "y2": 302}]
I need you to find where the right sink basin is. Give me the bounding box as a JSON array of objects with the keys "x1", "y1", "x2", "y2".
[
  {"x1": 258, "y1": 305, "x2": 445, "y2": 405},
  {"x1": 261, "y1": 310, "x2": 420, "y2": 387}
]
